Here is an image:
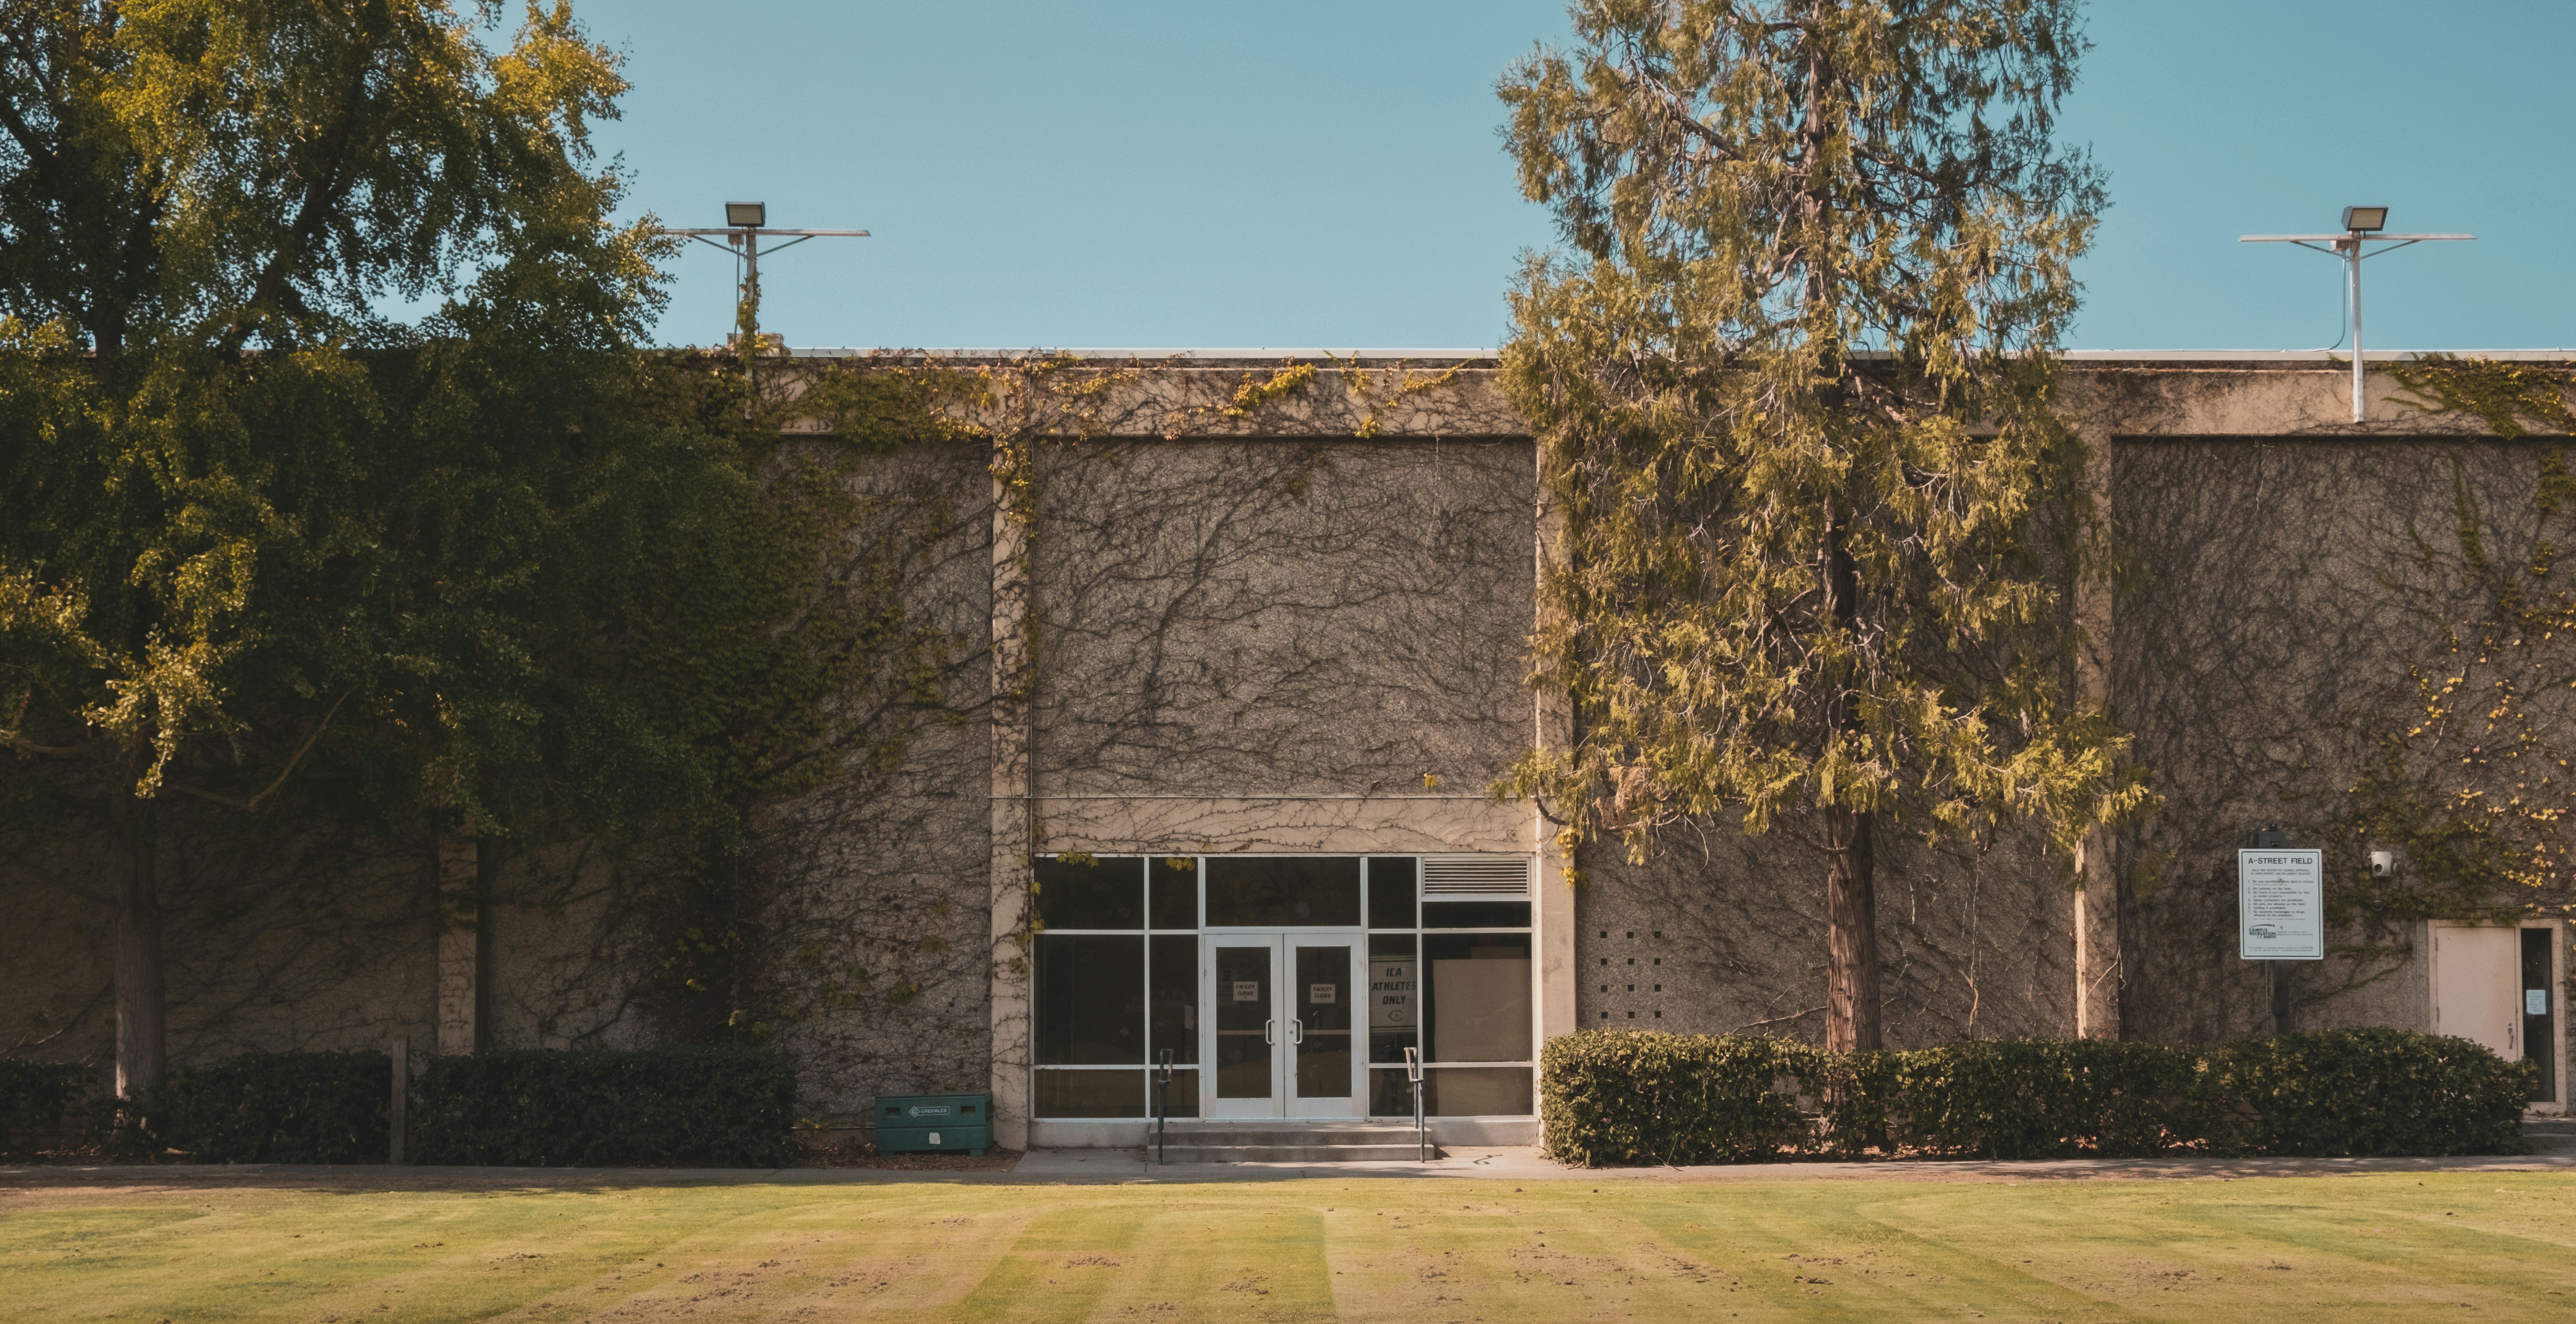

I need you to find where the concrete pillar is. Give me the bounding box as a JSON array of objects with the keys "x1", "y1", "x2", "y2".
[
  {"x1": 988, "y1": 448, "x2": 1035, "y2": 1150},
  {"x1": 2073, "y1": 421, "x2": 2121, "y2": 1040},
  {"x1": 434, "y1": 833, "x2": 479, "y2": 1055},
  {"x1": 1534, "y1": 443, "x2": 1578, "y2": 1048}
]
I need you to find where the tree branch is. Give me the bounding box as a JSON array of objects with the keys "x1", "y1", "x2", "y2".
[{"x1": 160, "y1": 689, "x2": 352, "y2": 811}]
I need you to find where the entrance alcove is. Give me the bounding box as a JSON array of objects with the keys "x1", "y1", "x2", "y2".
[{"x1": 1027, "y1": 852, "x2": 1536, "y2": 1141}]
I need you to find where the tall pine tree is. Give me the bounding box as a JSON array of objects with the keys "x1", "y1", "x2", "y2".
[{"x1": 1498, "y1": 0, "x2": 2143, "y2": 1050}]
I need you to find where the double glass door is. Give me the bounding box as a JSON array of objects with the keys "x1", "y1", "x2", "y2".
[{"x1": 1205, "y1": 934, "x2": 1364, "y2": 1118}]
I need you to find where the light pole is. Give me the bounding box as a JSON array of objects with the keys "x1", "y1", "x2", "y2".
[
  {"x1": 2241, "y1": 208, "x2": 2472, "y2": 424},
  {"x1": 657, "y1": 201, "x2": 869, "y2": 400}
]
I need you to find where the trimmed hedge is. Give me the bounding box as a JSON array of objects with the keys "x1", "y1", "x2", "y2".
[
  {"x1": 1, "y1": 1059, "x2": 90, "y2": 1156},
  {"x1": 2199, "y1": 1027, "x2": 2530, "y2": 1157},
  {"x1": 150, "y1": 1050, "x2": 391, "y2": 1163},
  {"x1": 407, "y1": 1047, "x2": 796, "y2": 1167},
  {"x1": 1542, "y1": 1028, "x2": 2535, "y2": 1167}
]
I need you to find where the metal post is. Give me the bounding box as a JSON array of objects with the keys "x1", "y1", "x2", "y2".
[
  {"x1": 387, "y1": 1036, "x2": 407, "y2": 1166},
  {"x1": 2346, "y1": 237, "x2": 2365, "y2": 424},
  {"x1": 739, "y1": 230, "x2": 759, "y2": 400},
  {"x1": 1155, "y1": 1048, "x2": 1172, "y2": 1165},
  {"x1": 1404, "y1": 1046, "x2": 1425, "y2": 1161}
]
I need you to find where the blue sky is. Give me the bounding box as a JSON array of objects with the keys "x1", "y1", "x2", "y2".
[{"x1": 585, "y1": 0, "x2": 2574, "y2": 352}]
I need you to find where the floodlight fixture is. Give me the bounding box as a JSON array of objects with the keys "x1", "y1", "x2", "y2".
[
  {"x1": 2241, "y1": 208, "x2": 2473, "y2": 423},
  {"x1": 725, "y1": 200, "x2": 767, "y2": 227}
]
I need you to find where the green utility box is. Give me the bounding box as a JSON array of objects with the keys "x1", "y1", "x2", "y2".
[{"x1": 874, "y1": 1092, "x2": 992, "y2": 1155}]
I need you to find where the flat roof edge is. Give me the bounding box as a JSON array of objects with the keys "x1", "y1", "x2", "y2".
[
  {"x1": 771, "y1": 347, "x2": 2576, "y2": 364},
  {"x1": 777, "y1": 347, "x2": 1499, "y2": 362}
]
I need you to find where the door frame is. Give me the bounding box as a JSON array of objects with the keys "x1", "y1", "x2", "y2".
[{"x1": 1200, "y1": 929, "x2": 1366, "y2": 1119}]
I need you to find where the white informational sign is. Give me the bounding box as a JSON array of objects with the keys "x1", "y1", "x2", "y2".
[
  {"x1": 1369, "y1": 959, "x2": 1416, "y2": 1029},
  {"x1": 1230, "y1": 980, "x2": 1260, "y2": 1003},
  {"x1": 1309, "y1": 983, "x2": 1337, "y2": 1006},
  {"x1": 2238, "y1": 848, "x2": 2325, "y2": 960}
]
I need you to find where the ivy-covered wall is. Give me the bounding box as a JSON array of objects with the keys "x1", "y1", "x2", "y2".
[{"x1": 8, "y1": 354, "x2": 2570, "y2": 1127}]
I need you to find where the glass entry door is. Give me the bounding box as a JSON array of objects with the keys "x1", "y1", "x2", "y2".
[{"x1": 1203, "y1": 934, "x2": 1365, "y2": 1118}]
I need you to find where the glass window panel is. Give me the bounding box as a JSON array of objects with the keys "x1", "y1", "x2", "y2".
[
  {"x1": 1421, "y1": 901, "x2": 1531, "y2": 929},
  {"x1": 1035, "y1": 856, "x2": 1143, "y2": 930},
  {"x1": 1293, "y1": 944, "x2": 1354, "y2": 1099},
  {"x1": 1366, "y1": 943, "x2": 1419, "y2": 1065},
  {"x1": 1423, "y1": 933, "x2": 1531, "y2": 1063},
  {"x1": 1148, "y1": 1068, "x2": 1200, "y2": 1119},
  {"x1": 1148, "y1": 934, "x2": 1199, "y2": 1066},
  {"x1": 1366, "y1": 856, "x2": 1417, "y2": 929},
  {"x1": 1212, "y1": 942, "x2": 1274, "y2": 1098},
  {"x1": 1034, "y1": 934, "x2": 1144, "y2": 1064},
  {"x1": 1206, "y1": 857, "x2": 1360, "y2": 926},
  {"x1": 1369, "y1": 1067, "x2": 1420, "y2": 1117},
  {"x1": 1035, "y1": 1069, "x2": 1145, "y2": 1119},
  {"x1": 1150, "y1": 857, "x2": 1199, "y2": 929},
  {"x1": 1368, "y1": 933, "x2": 1417, "y2": 959},
  {"x1": 1426, "y1": 1066, "x2": 1534, "y2": 1116}
]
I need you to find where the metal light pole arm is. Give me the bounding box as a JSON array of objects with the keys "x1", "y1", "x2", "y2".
[
  {"x1": 2238, "y1": 233, "x2": 2476, "y2": 425},
  {"x1": 654, "y1": 228, "x2": 873, "y2": 238},
  {"x1": 648, "y1": 225, "x2": 873, "y2": 403}
]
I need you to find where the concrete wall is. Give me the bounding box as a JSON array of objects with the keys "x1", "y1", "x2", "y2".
[{"x1": 9, "y1": 352, "x2": 2571, "y2": 1138}]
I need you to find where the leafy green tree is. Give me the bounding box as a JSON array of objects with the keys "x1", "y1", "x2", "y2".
[
  {"x1": 1497, "y1": 0, "x2": 2142, "y2": 1050},
  {"x1": 0, "y1": 0, "x2": 676, "y2": 1100}
]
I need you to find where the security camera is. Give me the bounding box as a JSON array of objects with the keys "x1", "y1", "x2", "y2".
[{"x1": 2368, "y1": 850, "x2": 2396, "y2": 879}]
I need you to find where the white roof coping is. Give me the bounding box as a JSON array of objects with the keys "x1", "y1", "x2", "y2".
[
  {"x1": 780, "y1": 347, "x2": 1498, "y2": 361},
  {"x1": 2061, "y1": 349, "x2": 2576, "y2": 362},
  {"x1": 778, "y1": 346, "x2": 2576, "y2": 364}
]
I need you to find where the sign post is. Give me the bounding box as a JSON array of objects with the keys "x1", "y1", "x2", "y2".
[{"x1": 2239, "y1": 838, "x2": 2324, "y2": 1034}]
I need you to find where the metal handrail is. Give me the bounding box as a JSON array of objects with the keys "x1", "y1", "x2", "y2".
[
  {"x1": 1155, "y1": 1049, "x2": 1173, "y2": 1165},
  {"x1": 1404, "y1": 1046, "x2": 1426, "y2": 1160}
]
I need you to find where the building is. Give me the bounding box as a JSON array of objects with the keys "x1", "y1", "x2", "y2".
[{"x1": 3, "y1": 349, "x2": 2566, "y2": 1150}]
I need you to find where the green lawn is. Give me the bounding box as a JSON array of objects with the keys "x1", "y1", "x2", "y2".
[{"x1": 5, "y1": 1171, "x2": 2574, "y2": 1321}]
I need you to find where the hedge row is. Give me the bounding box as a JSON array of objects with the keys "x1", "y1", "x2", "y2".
[
  {"x1": 407, "y1": 1047, "x2": 797, "y2": 1167},
  {"x1": 0, "y1": 1059, "x2": 88, "y2": 1156},
  {"x1": 151, "y1": 1050, "x2": 392, "y2": 1163},
  {"x1": 1542, "y1": 1028, "x2": 2535, "y2": 1167},
  {"x1": 0, "y1": 1046, "x2": 796, "y2": 1167}
]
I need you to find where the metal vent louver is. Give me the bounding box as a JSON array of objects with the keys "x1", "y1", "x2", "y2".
[{"x1": 1421, "y1": 854, "x2": 1533, "y2": 898}]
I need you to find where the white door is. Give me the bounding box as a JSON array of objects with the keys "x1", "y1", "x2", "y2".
[
  {"x1": 2433, "y1": 924, "x2": 2521, "y2": 1059},
  {"x1": 1203, "y1": 934, "x2": 1365, "y2": 1118}
]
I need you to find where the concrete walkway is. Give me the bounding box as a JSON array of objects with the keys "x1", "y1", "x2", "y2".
[{"x1": 8, "y1": 1143, "x2": 2575, "y2": 1189}]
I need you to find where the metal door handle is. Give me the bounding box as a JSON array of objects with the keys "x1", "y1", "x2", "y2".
[
  {"x1": 1288, "y1": 1019, "x2": 1303, "y2": 1045},
  {"x1": 1263, "y1": 1018, "x2": 1275, "y2": 1045}
]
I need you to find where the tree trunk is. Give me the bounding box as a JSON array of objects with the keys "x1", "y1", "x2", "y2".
[
  {"x1": 113, "y1": 788, "x2": 165, "y2": 1104},
  {"x1": 1821, "y1": 482, "x2": 1880, "y2": 1053},
  {"x1": 1823, "y1": 802, "x2": 1882, "y2": 1053}
]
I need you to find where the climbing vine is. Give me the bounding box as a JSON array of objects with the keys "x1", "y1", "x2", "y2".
[{"x1": 2341, "y1": 356, "x2": 2576, "y2": 926}]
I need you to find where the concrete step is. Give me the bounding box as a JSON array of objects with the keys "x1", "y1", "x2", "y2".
[
  {"x1": 1151, "y1": 1125, "x2": 1426, "y2": 1147},
  {"x1": 1153, "y1": 1142, "x2": 1439, "y2": 1164}
]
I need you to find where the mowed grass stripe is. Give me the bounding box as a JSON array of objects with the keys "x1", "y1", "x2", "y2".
[
  {"x1": 5, "y1": 1173, "x2": 2576, "y2": 1321},
  {"x1": 1862, "y1": 1180, "x2": 2576, "y2": 1319},
  {"x1": 1626, "y1": 1186, "x2": 2134, "y2": 1321}
]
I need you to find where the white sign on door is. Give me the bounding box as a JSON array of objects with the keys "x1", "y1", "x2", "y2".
[
  {"x1": 2238, "y1": 848, "x2": 2325, "y2": 960},
  {"x1": 1309, "y1": 983, "x2": 1336, "y2": 1005},
  {"x1": 1231, "y1": 980, "x2": 1260, "y2": 1002},
  {"x1": 1369, "y1": 959, "x2": 1416, "y2": 1029}
]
